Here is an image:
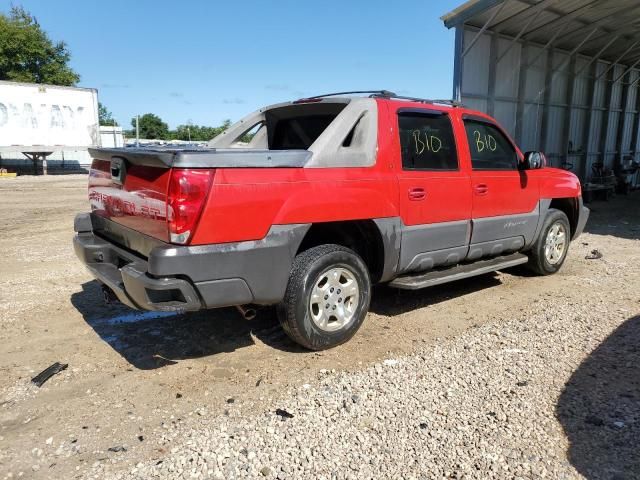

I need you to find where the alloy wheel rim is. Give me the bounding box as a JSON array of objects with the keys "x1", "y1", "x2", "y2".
[
  {"x1": 544, "y1": 222, "x2": 567, "y2": 265},
  {"x1": 309, "y1": 267, "x2": 359, "y2": 332}
]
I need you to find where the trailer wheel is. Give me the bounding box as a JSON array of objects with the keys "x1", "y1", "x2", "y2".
[{"x1": 277, "y1": 244, "x2": 371, "y2": 350}]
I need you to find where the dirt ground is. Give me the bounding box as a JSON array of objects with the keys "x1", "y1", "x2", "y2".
[{"x1": 0, "y1": 174, "x2": 638, "y2": 479}]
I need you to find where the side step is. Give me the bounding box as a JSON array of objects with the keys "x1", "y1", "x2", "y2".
[{"x1": 388, "y1": 253, "x2": 529, "y2": 290}]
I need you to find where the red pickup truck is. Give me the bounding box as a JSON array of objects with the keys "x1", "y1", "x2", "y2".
[{"x1": 74, "y1": 91, "x2": 589, "y2": 350}]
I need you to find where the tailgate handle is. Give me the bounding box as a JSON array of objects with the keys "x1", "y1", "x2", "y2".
[{"x1": 110, "y1": 157, "x2": 127, "y2": 185}]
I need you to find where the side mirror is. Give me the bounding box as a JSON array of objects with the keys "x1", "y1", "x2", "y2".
[{"x1": 521, "y1": 151, "x2": 546, "y2": 170}]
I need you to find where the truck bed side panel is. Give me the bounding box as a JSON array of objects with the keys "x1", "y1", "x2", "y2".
[{"x1": 191, "y1": 167, "x2": 399, "y2": 245}]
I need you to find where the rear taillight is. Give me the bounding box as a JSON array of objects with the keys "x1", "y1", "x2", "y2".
[{"x1": 167, "y1": 169, "x2": 214, "y2": 244}]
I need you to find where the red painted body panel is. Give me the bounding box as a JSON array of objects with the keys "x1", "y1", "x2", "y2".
[
  {"x1": 469, "y1": 170, "x2": 540, "y2": 217},
  {"x1": 192, "y1": 168, "x2": 399, "y2": 244},
  {"x1": 86, "y1": 98, "x2": 583, "y2": 247},
  {"x1": 538, "y1": 167, "x2": 582, "y2": 199},
  {"x1": 88, "y1": 159, "x2": 171, "y2": 241},
  {"x1": 385, "y1": 101, "x2": 472, "y2": 226}
]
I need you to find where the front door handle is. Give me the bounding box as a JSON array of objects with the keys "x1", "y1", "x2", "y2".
[
  {"x1": 474, "y1": 184, "x2": 489, "y2": 196},
  {"x1": 408, "y1": 187, "x2": 426, "y2": 201}
]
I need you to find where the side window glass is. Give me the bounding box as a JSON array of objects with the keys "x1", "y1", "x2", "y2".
[
  {"x1": 464, "y1": 120, "x2": 518, "y2": 170},
  {"x1": 398, "y1": 112, "x2": 458, "y2": 170}
]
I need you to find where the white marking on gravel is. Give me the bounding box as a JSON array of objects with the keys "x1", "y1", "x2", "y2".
[{"x1": 97, "y1": 311, "x2": 178, "y2": 325}]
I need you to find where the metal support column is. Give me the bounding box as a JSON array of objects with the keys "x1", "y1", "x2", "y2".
[
  {"x1": 630, "y1": 77, "x2": 640, "y2": 187},
  {"x1": 598, "y1": 67, "x2": 616, "y2": 168},
  {"x1": 561, "y1": 55, "x2": 577, "y2": 169},
  {"x1": 630, "y1": 75, "x2": 640, "y2": 163},
  {"x1": 581, "y1": 61, "x2": 598, "y2": 182},
  {"x1": 487, "y1": 32, "x2": 498, "y2": 116},
  {"x1": 515, "y1": 41, "x2": 529, "y2": 146},
  {"x1": 614, "y1": 70, "x2": 632, "y2": 169},
  {"x1": 452, "y1": 26, "x2": 464, "y2": 102},
  {"x1": 539, "y1": 47, "x2": 555, "y2": 160}
]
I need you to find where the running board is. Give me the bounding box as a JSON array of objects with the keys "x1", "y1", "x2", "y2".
[{"x1": 388, "y1": 253, "x2": 529, "y2": 290}]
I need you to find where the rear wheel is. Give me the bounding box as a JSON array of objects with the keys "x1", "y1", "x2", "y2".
[
  {"x1": 277, "y1": 244, "x2": 371, "y2": 350},
  {"x1": 527, "y1": 209, "x2": 571, "y2": 275}
]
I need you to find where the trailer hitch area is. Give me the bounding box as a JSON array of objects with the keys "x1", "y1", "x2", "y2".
[{"x1": 101, "y1": 284, "x2": 118, "y2": 305}]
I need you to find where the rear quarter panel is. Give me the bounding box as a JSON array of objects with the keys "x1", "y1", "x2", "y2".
[{"x1": 191, "y1": 167, "x2": 399, "y2": 244}]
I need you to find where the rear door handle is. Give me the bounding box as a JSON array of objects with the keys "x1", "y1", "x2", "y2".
[
  {"x1": 408, "y1": 187, "x2": 426, "y2": 201},
  {"x1": 474, "y1": 184, "x2": 489, "y2": 196}
]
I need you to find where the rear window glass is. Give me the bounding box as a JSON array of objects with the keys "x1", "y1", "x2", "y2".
[
  {"x1": 270, "y1": 115, "x2": 337, "y2": 150},
  {"x1": 398, "y1": 112, "x2": 458, "y2": 170},
  {"x1": 265, "y1": 103, "x2": 347, "y2": 150}
]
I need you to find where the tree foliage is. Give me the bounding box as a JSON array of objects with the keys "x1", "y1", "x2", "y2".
[
  {"x1": 0, "y1": 6, "x2": 80, "y2": 85},
  {"x1": 170, "y1": 120, "x2": 232, "y2": 141},
  {"x1": 126, "y1": 115, "x2": 234, "y2": 142},
  {"x1": 131, "y1": 113, "x2": 169, "y2": 140},
  {"x1": 98, "y1": 102, "x2": 117, "y2": 126}
]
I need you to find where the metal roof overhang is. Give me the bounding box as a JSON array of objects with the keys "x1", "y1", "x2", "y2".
[{"x1": 442, "y1": 0, "x2": 640, "y2": 67}]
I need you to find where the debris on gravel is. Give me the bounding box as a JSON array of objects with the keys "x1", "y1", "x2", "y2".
[{"x1": 31, "y1": 362, "x2": 68, "y2": 387}]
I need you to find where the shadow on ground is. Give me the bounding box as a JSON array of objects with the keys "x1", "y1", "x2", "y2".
[
  {"x1": 584, "y1": 191, "x2": 640, "y2": 241},
  {"x1": 370, "y1": 272, "x2": 502, "y2": 316},
  {"x1": 71, "y1": 272, "x2": 505, "y2": 370},
  {"x1": 70, "y1": 281, "x2": 306, "y2": 369},
  {"x1": 557, "y1": 315, "x2": 640, "y2": 479}
]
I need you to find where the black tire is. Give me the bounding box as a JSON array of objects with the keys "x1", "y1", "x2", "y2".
[
  {"x1": 277, "y1": 244, "x2": 371, "y2": 350},
  {"x1": 527, "y1": 209, "x2": 571, "y2": 275}
]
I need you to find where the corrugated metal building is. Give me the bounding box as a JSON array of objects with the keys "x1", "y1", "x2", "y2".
[{"x1": 442, "y1": 0, "x2": 640, "y2": 187}]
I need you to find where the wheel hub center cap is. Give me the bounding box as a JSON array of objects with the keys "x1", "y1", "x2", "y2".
[
  {"x1": 544, "y1": 222, "x2": 567, "y2": 265},
  {"x1": 309, "y1": 267, "x2": 359, "y2": 332}
]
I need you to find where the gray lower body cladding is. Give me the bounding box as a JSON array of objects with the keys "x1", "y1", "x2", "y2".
[
  {"x1": 73, "y1": 213, "x2": 309, "y2": 312},
  {"x1": 395, "y1": 198, "x2": 589, "y2": 275},
  {"x1": 573, "y1": 197, "x2": 590, "y2": 240},
  {"x1": 73, "y1": 198, "x2": 590, "y2": 312},
  {"x1": 397, "y1": 205, "x2": 541, "y2": 274}
]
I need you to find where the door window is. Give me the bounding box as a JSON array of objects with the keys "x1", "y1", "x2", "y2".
[
  {"x1": 464, "y1": 120, "x2": 518, "y2": 170},
  {"x1": 398, "y1": 112, "x2": 458, "y2": 170}
]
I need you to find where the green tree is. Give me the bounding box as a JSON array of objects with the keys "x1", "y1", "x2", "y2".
[
  {"x1": 0, "y1": 6, "x2": 80, "y2": 85},
  {"x1": 98, "y1": 102, "x2": 117, "y2": 126},
  {"x1": 132, "y1": 113, "x2": 169, "y2": 140},
  {"x1": 171, "y1": 120, "x2": 231, "y2": 142}
]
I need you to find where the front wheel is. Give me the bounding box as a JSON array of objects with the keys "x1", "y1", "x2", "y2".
[
  {"x1": 527, "y1": 209, "x2": 571, "y2": 275},
  {"x1": 277, "y1": 244, "x2": 371, "y2": 350}
]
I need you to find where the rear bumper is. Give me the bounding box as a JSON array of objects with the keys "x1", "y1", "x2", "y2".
[
  {"x1": 73, "y1": 232, "x2": 205, "y2": 311},
  {"x1": 572, "y1": 197, "x2": 590, "y2": 240},
  {"x1": 73, "y1": 213, "x2": 309, "y2": 312}
]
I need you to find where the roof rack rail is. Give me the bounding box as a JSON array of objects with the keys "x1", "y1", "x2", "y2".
[
  {"x1": 296, "y1": 90, "x2": 464, "y2": 107},
  {"x1": 304, "y1": 90, "x2": 397, "y2": 100},
  {"x1": 369, "y1": 92, "x2": 464, "y2": 107}
]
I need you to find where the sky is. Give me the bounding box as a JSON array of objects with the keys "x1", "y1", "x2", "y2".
[{"x1": 3, "y1": 0, "x2": 463, "y2": 129}]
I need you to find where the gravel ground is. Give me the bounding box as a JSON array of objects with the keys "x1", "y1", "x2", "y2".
[
  {"x1": 111, "y1": 298, "x2": 639, "y2": 480},
  {"x1": 110, "y1": 202, "x2": 638, "y2": 480},
  {"x1": 1, "y1": 176, "x2": 639, "y2": 480}
]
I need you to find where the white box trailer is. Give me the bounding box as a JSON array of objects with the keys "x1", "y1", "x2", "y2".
[
  {"x1": 0, "y1": 80, "x2": 99, "y2": 173},
  {"x1": 99, "y1": 125, "x2": 124, "y2": 148}
]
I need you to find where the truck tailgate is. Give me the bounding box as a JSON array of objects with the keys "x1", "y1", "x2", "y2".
[
  {"x1": 87, "y1": 147, "x2": 310, "y2": 246},
  {"x1": 89, "y1": 159, "x2": 172, "y2": 242}
]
